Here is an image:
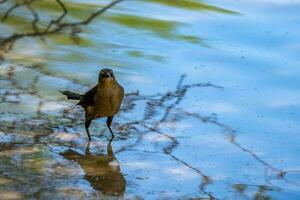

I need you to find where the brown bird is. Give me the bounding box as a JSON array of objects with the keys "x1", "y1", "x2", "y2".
[{"x1": 61, "y1": 68, "x2": 124, "y2": 140}]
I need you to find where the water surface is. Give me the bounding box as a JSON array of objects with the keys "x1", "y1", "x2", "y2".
[{"x1": 0, "y1": 0, "x2": 300, "y2": 199}]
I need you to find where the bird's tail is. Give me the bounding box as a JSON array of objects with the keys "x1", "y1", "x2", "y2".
[{"x1": 60, "y1": 91, "x2": 81, "y2": 100}]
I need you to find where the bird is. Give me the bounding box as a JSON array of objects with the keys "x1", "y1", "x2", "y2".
[{"x1": 60, "y1": 68, "x2": 124, "y2": 140}]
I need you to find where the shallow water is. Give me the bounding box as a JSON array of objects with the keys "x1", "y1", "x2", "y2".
[{"x1": 0, "y1": 0, "x2": 300, "y2": 199}]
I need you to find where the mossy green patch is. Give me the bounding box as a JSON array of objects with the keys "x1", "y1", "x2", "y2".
[
  {"x1": 32, "y1": 0, "x2": 100, "y2": 19},
  {"x1": 48, "y1": 34, "x2": 92, "y2": 46},
  {"x1": 104, "y1": 14, "x2": 180, "y2": 38},
  {"x1": 177, "y1": 35, "x2": 202, "y2": 44},
  {"x1": 105, "y1": 14, "x2": 207, "y2": 46},
  {"x1": 128, "y1": 51, "x2": 143, "y2": 58},
  {"x1": 145, "y1": 0, "x2": 240, "y2": 14},
  {"x1": 0, "y1": 14, "x2": 33, "y2": 31},
  {"x1": 127, "y1": 50, "x2": 164, "y2": 62}
]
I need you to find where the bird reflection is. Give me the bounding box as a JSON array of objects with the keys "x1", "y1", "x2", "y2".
[{"x1": 60, "y1": 139, "x2": 126, "y2": 196}]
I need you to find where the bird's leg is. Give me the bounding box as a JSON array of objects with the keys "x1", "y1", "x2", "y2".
[
  {"x1": 106, "y1": 116, "x2": 114, "y2": 138},
  {"x1": 107, "y1": 137, "x2": 114, "y2": 156},
  {"x1": 85, "y1": 118, "x2": 92, "y2": 141},
  {"x1": 85, "y1": 140, "x2": 91, "y2": 155}
]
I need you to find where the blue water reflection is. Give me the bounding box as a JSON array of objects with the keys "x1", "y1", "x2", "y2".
[{"x1": 1, "y1": 0, "x2": 300, "y2": 199}]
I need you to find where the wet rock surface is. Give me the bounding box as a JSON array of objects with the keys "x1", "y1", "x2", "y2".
[
  {"x1": 1, "y1": 0, "x2": 300, "y2": 199},
  {"x1": 1, "y1": 64, "x2": 299, "y2": 200}
]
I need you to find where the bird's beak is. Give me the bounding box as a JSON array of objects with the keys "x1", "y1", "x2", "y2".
[{"x1": 103, "y1": 72, "x2": 113, "y2": 80}]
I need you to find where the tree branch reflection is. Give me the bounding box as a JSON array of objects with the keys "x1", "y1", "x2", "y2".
[{"x1": 0, "y1": 0, "x2": 125, "y2": 59}]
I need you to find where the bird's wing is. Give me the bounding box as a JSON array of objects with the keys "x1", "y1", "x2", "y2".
[{"x1": 78, "y1": 85, "x2": 98, "y2": 107}]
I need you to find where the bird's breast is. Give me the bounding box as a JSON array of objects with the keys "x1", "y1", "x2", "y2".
[{"x1": 90, "y1": 84, "x2": 123, "y2": 118}]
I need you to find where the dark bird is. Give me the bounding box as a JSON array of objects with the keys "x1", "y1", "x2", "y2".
[
  {"x1": 60, "y1": 138, "x2": 126, "y2": 196},
  {"x1": 61, "y1": 68, "x2": 124, "y2": 140}
]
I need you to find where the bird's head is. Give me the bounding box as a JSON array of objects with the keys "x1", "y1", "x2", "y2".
[{"x1": 98, "y1": 68, "x2": 115, "y2": 84}]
